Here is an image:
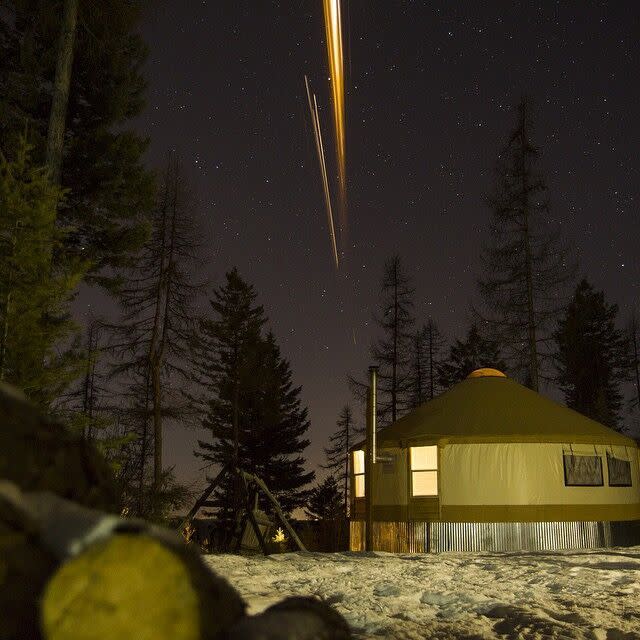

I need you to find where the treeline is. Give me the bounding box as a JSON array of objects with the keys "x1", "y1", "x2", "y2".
[
  {"x1": 313, "y1": 98, "x2": 639, "y2": 520},
  {"x1": 0, "y1": 2, "x2": 314, "y2": 523}
]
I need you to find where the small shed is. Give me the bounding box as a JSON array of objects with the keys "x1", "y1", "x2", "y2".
[{"x1": 350, "y1": 369, "x2": 640, "y2": 552}]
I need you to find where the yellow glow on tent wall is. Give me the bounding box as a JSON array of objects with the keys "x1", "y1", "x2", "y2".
[{"x1": 322, "y1": 0, "x2": 347, "y2": 237}]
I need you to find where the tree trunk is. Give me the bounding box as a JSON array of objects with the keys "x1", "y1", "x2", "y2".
[
  {"x1": 147, "y1": 166, "x2": 170, "y2": 496},
  {"x1": 391, "y1": 261, "x2": 398, "y2": 423},
  {"x1": 0, "y1": 290, "x2": 12, "y2": 383},
  {"x1": 519, "y1": 102, "x2": 539, "y2": 392},
  {"x1": 343, "y1": 415, "x2": 349, "y2": 516},
  {"x1": 46, "y1": 0, "x2": 79, "y2": 184},
  {"x1": 152, "y1": 162, "x2": 180, "y2": 494},
  {"x1": 428, "y1": 324, "x2": 434, "y2": 400}
]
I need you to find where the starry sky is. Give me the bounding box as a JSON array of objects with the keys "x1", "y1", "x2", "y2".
[{"x1": 127, "y1": 1, "x2": 640, "y2": 488}]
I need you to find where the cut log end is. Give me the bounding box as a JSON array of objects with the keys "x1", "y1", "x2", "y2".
[{"x1": 42, "y1": 533, "x2": 245, "y2": 640}]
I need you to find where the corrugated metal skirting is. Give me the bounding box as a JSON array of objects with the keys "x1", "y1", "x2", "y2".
[{"x1": 350, "y1": 520, "x2": 612, "y2": 553}]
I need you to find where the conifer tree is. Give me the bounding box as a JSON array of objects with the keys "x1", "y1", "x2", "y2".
[
  {"x1": 477, "y1": 98, "x2": 573, "y2": 390},
  {"x1": 322, "y1": 405, "x2": 357, "y2": 514},
  {"x1": 111, "y1": 155, "x2": 200, "y2": 515},
  {"x1": 194, "y1": 271, "x2": 314, "y2": 517},
  {"x1": 408, "y1": 318, "x2": 445, "y2": 407},
  {"x1": 0, "y1": 1, "x2": 154, "y2": 289},
  {"x1": 0, "y1": 135, "x2": 86, "y2": 408},
  {"x1": 437, "y1": 324, "x2": 506, "y2": 390},
  {"x1": 305, "y1": 475, "x2": 343, "y2": 521},
  {"x1": 553, "y1": 280, "x2": 629, "y2": 429},
  {"x1": 252, "y1": 332, "x2": 315, "y2": 513},
  {"x1": 350, "y1": 255, "x2": 415, "y2": 426}
]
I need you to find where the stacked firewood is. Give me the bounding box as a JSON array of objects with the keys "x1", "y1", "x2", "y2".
[{"x1": 0, "y1": 385, "x2": 350, "y2": 640}]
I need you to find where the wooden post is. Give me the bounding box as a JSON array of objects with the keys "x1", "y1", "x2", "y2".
[
  {"x1": 243, "y1": 471, "x2": 307, "y2": 552},
  {"x1": 178, "y1": 464, "x2": 230, "y2": 533},
  {"x1": 365, "y1": 366, "x2": 377, "y2": 551}
]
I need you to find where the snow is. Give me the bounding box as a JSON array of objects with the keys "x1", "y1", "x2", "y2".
[{"x1": 205, "y1": 548, "x2": 640, "y2": 639}]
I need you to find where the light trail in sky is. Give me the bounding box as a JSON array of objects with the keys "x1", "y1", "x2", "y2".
[
  {"x1": 322, "y1": 0, "x2": 347, "y2": 240},
  {"x1": 305, "y1": 75, "x2": 340, "y2": 269}
]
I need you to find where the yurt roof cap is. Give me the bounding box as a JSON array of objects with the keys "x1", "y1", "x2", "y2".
[{"x1": 369, "y1": 373, "x2": 636, "y2": 448}]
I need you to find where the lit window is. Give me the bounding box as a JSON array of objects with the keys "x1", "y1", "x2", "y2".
[
  {"x1": 353, "y1": 450, "x2": 365, "y2": 497},
  {"x1": 411, "y1": 446, "x2": 438, "y2": 496}
]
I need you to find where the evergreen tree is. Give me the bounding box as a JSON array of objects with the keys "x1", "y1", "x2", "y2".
[
  {"x1": 322, "y1": 405, "x2": 356, "y2": 515},
  {"x1": 194, "y1": 271, "x2": 314, "y2": 518},
  {"x1": 408, "y1": 318, "x2": 445, "y2": 407},
  {"x1": 305, "y1": 475, "x2": 343, "y2": 521},
  {"x1": 0, "y1": 134, "x2": 86, "y2": 408},
  {"x1": 0, "y1": 1, "x2": 154, "y2": 289},
  {"x1": 553, "y1": 280, "x2": 629, "y2": 430},
  {"x1": 477, "y1": 97, "x2": 573, "y2": 390},
  {"x1": 437, "y1": 324, "x2": 506, "y2": 390},
  {"x1": 251, "y1": 332, "x2": 315, "y2": 513},
  {"x1": 350, "y1": 255, "x2": 415, "y2": 427},
  {"x1": 111, "y1": 155, "x2": 201, "y2": 516}
]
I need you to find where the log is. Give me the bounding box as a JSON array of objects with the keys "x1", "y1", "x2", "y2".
[
  {"x1": 0, "y1": 482, "x2": 246, "y2": 640},
  {"x1": 0, "y1": 383, "x2": 117, "y2": 510},
  {"x1": 0, "y1": 484, "x2": 57, "y2": 640},
  {"x1": 225, "y1": 596, "x2": 352, "y2": 639},
  {"x1": 42, "y1": 532, "x2": 245, "y2": 640}
]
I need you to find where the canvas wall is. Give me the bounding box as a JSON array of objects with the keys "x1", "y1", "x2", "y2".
[{"x1": 440, "y1": 442, "x2": 640, "y2": 506}]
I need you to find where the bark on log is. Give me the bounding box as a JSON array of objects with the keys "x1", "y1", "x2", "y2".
[
  {"x1": 225, "y1": 596, "x2": 352, "y2": 640},
  {"x1": 0, "y1": 482, "x2": 246, "y2": 640},
  {"x1": 0, "y1": 484, "x2": 57, "y2": 640},
  {"x1": 0, "y1": 383, "x2": 118, "y2": 510}
]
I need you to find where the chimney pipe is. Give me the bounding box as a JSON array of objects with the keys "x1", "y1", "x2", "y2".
[{"x1": 365, "y1": 365, "x2": 377, "y2": 551}]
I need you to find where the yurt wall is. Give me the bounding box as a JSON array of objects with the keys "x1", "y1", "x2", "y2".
[{"x1": 439, "y1": 442, "x2": 640, "y2": 522}]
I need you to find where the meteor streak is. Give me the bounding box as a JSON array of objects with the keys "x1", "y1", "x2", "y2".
[
  {"x1": 305, "y1": 75, "x2": 339, "y2": 269},
  {"x1": 322, "y1": 0, "x2": 347, "y2": 237}
]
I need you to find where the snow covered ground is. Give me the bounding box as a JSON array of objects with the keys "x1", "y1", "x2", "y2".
[{"x1": 205, "y1": 549, "x2": 640, "y2": 639}]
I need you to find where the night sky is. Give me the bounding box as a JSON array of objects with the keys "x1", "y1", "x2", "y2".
[{"x1": 118, "y1": 1, "x2": 640, "y2": 487}]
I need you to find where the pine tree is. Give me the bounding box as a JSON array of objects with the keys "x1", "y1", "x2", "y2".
[
  {"x1": 0, "y1": 1, "x2": 154, "y2": 289},
  {"x1": 322, "y1": 405, "x2": 357, "y2": 515},
  {"x1": 251, "y1": 332, "x2": 315, "y2": 513},
  {"x1": 110, "y1": 155, "x2": 201, "y2": 515},
  {"x1": 350, "y1": 255, "x2": 415, "y2": 426},
  {"x1": 194, "y1": 271, "x2": 314, "y2": 518},
  {"x1": 553, "y1": 280, "x2": 629, "y2": 430},
  {"x1": 477, "y1": 97, "x2": 573, "y2": 390},
  {"x1": 437, "y1": 324, "x2": 507, "y2": 390},
  {"x1": 408, "y1": 319, "x2": 445, "y2": 407},
  {"x1": 0, "y1": 134, "x2": 86, "y2": 408},
  {"x1": 305, "y1": 475, "x2": 343, "y2": 521}
]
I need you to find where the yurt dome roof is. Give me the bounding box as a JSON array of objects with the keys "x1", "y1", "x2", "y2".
[{"x1": 374, "y1": 375, "x2": 636, "y2": 448}]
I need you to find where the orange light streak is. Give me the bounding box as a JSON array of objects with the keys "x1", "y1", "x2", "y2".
[
  {"x1": 305, "y1": 75, "x2": 339, "y2": 269},
  {"x1": 322, "y1": 0, "x2": 347, "y2": 236}
]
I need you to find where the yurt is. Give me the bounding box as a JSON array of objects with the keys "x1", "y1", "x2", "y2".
[{"x1": 350, "y1": 369, "x2": 640, "y2": 552}]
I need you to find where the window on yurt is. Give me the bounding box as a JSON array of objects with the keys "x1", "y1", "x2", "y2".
[
  {"x1": 563, "y1": 453, "x2": 603, "y2": 486},
  {"x1": 607, "y1": 453, "x2": 632, "y2": 487},
  {"x1": 410, "y1": 446, "x2": 438, "y2": 496},
  {"x1": 353, "y1": 450, "x2": 365, "y2": 497}
]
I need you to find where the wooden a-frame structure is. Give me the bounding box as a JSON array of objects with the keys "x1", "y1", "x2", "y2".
[{"x1": 179, "y1": 465, "x2": 306, "y2": 554}]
